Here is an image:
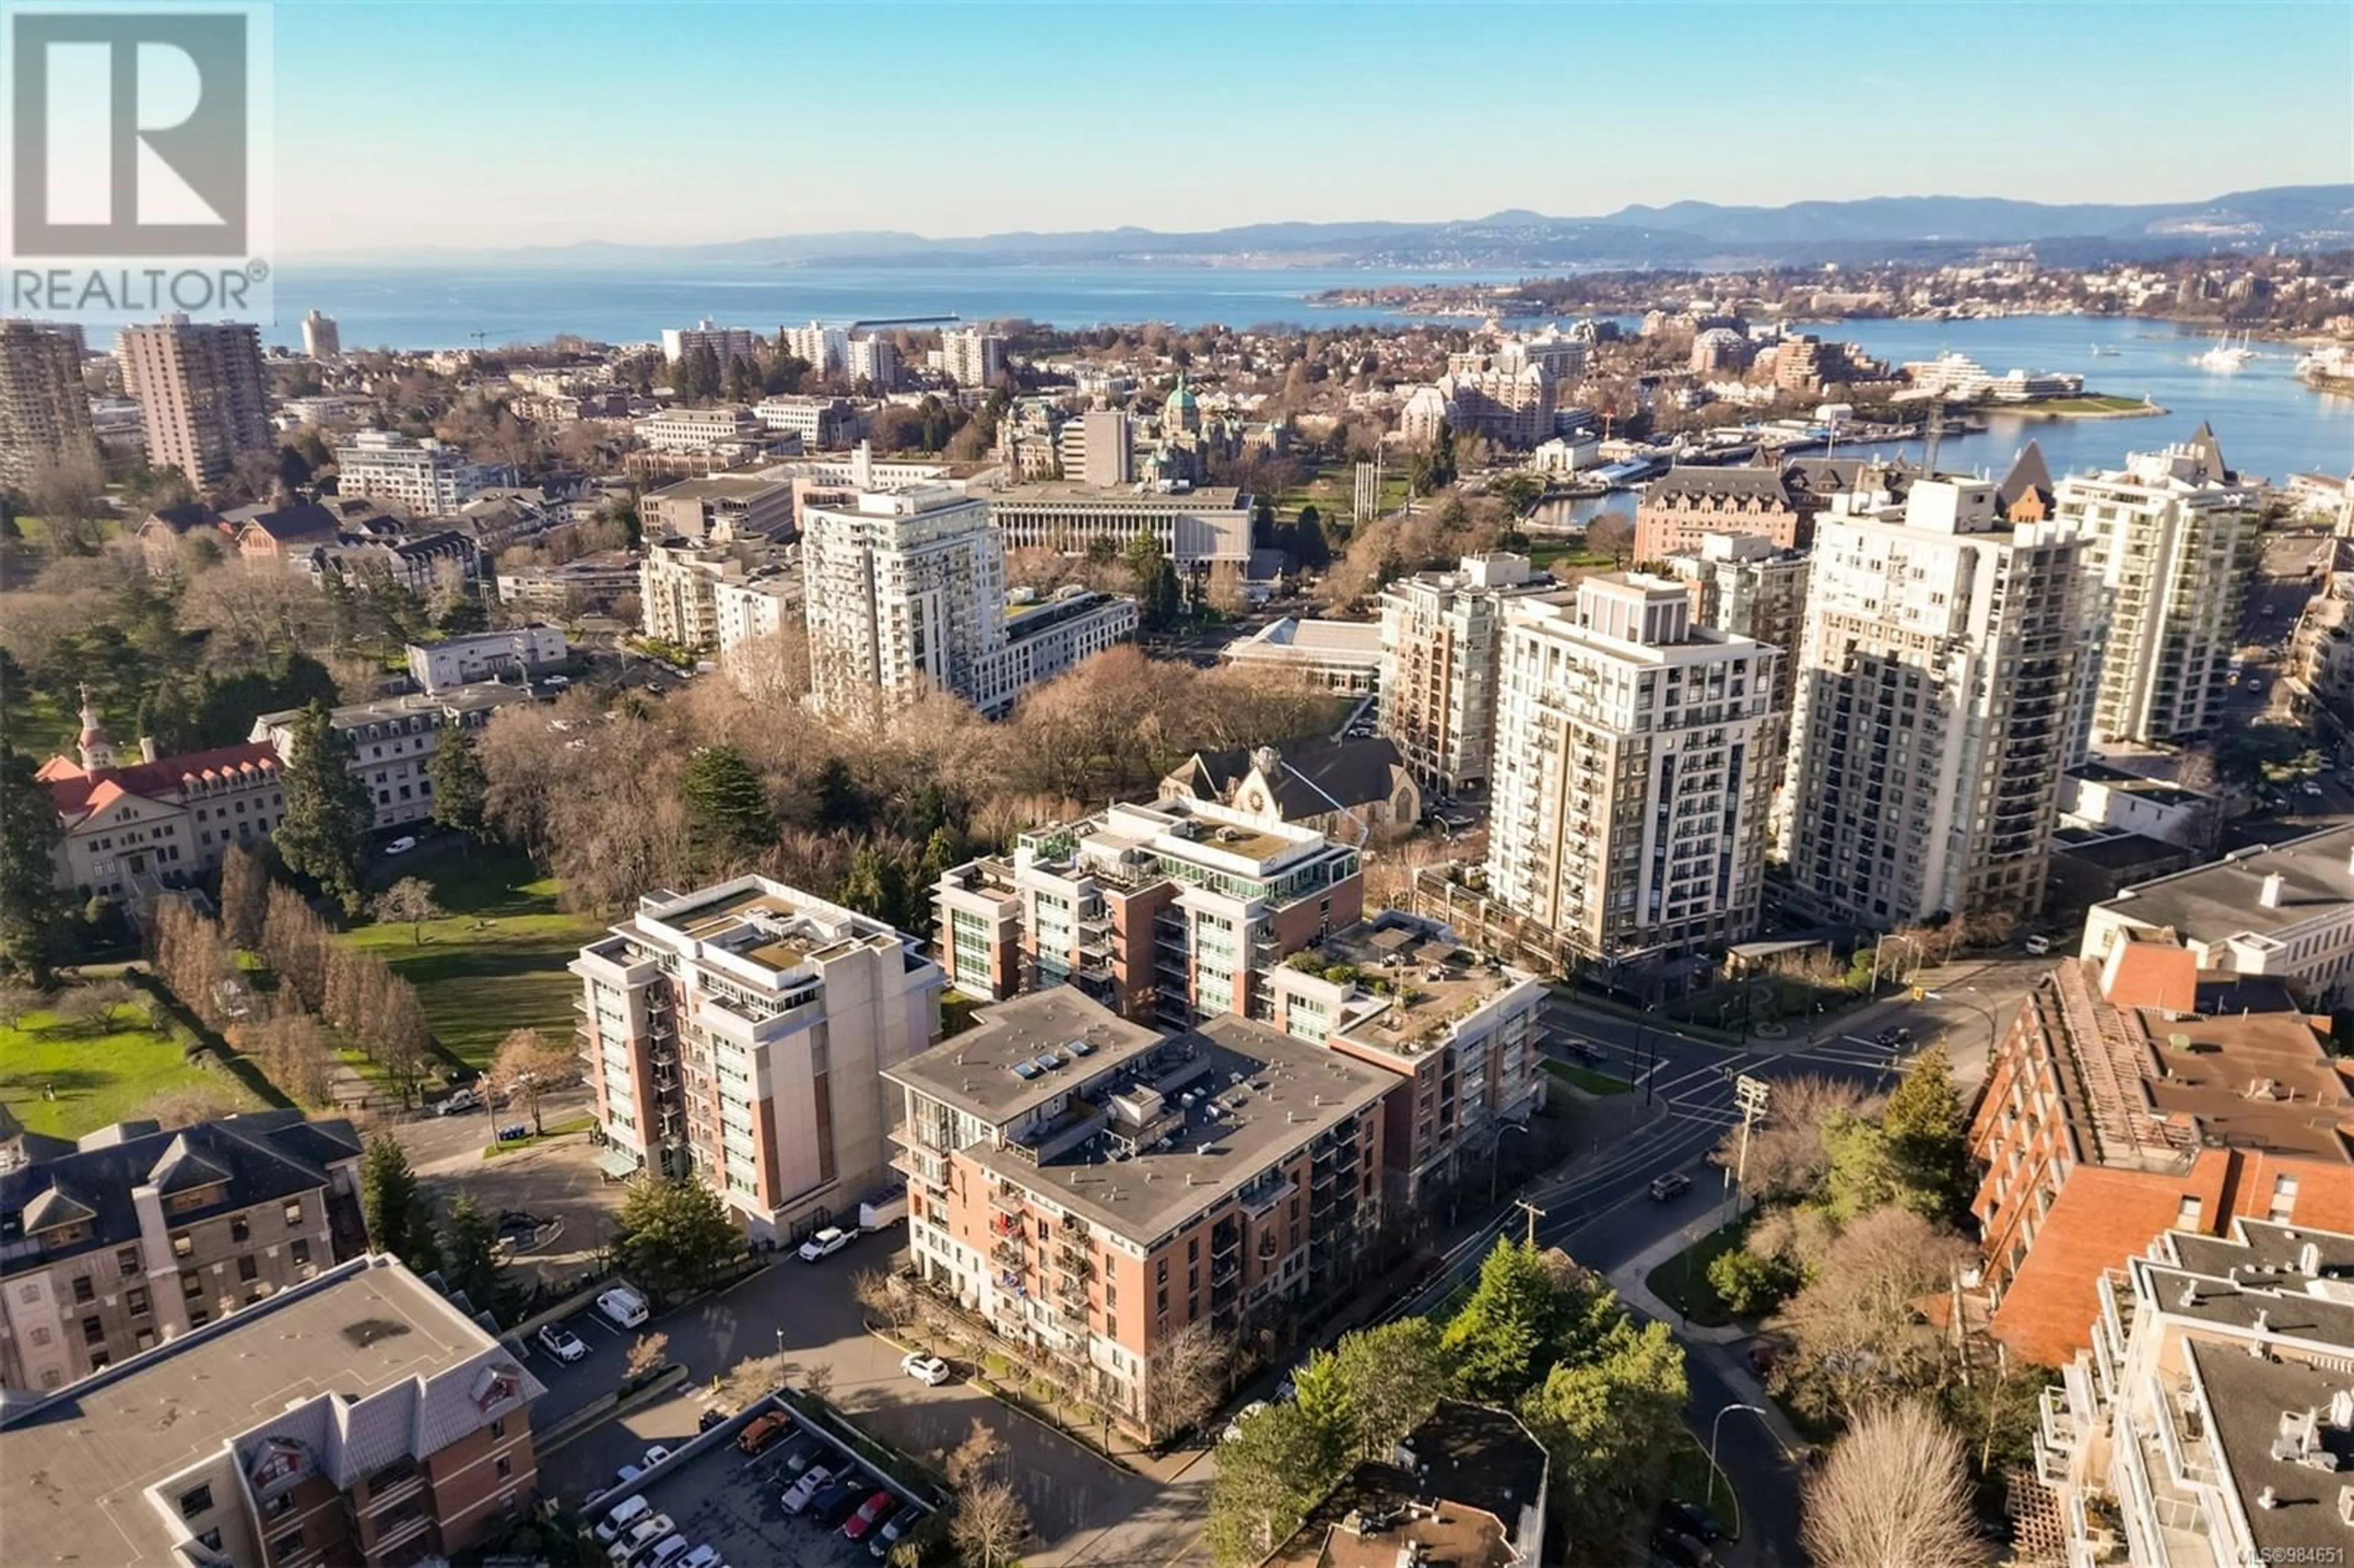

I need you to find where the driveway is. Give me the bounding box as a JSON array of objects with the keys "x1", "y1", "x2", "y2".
[
  {"x1": 394, "y1": 1090, "x2": 623, "y2": 1285},
  {"x1": 541, "y1": 1235, "x2": 1211, "y2": 1567}
]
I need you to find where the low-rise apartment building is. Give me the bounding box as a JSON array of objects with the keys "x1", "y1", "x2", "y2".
[
  {"x1": 934, "y1": 795, "x2": 1363, "y2": 1028},
  {"x1": 1970, "y1": 938, "x2": 2354, "y2": 1367},
  {"x1": 0, "y1": 1253, "x2": 542, "y2": 1568},
  {"x1": 404, "y1": 625, "x2": 567, "y2": 695},
  {"x1": 634, "y1": 405, "x2": 766, "y2": 453},
  {"x1": 0, "y1": 1111, "x2": 364, "y2": 1393},
  {"x1": 937, "y1": 796, "x2": 1365, "y2": 1026},
  {"x1": 753, "y1": 395, "x2": 863, "y2": 451},
  {"x1": 2035, "y1": 1219, "x2": 2354, "y2": 1568},
  {"x1": 885, "y1": 991, "x2": 1390, "y2": 1429},
  {"x1": 253, "y1": 684, "x2": 531, "y2": 832},
  {"x1": 572, "y1": 878, "x2": 943, "y2": 1243},
  {"x1": 1376, "y1": 552, "x2": 1552, "y2": 796},
  {"x1": 2081, "y1": 826, "x2": 2354, "y2": 1010},
  {"x1": 1261, "y1": 916, "x2": 1545, "y2": 1208},
  {"x1": 639, "y1": 538, "x2": 792, "y2": 650},
  {"x1": 661, "y1": 318, "x2": 761, "y2": 367},
  {"x1": 995, "y1": 589, "x2": 1139, "y2": 703},
  {"x1": 981, "y1": 482, "x2": 1254, "y2": 567},
  {"x1": 332, "y1": 431, "x2": 487, "y2": 516},
  {"x1": 38, "y1": 698, "x2": 283, "y2": 903},
  {"x1": 712, "y1": 566, "x2": 801, "y2": 654},
  {"x1": 641, "y1": 473, "x2": 794, "y2": 544}
]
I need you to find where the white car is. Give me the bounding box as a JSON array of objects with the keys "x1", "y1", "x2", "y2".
[
  {"x1": 438, "y1": 1087, "x2": 481, "y2": 1116},
  {"x1": 598, "y1": 1287, "x2": 650, "y2": 1328},
  {"x1": 607, "y1": 1515, "x2": 672, "y2": 1564},
  {"x1": 384, "y1": 835, "x2": 418, "y2": 856},
  {"x1": 901, "y1": 1352, "x2": 951, "y2": 1387},
  {"x1": 676, "y1": 1548, "x2": 723, "y2": 1568},
  {"x1": 538, "y1": 1323, "x2": 588, "y2": 1363},
  {"x1": 1222, "y1": 1400, "x2": 1270, "y2": 1443},
  {"x1": 641, "y1": 1444, "x2": 671, "y2": 1469},
  {"x1": 798, "y1": 1227, "x2": 853, "y2": 1262},
  {"x1": 642, "y1": 1535, "x2": 691, "y2": 1568},
  {"x1": 782, "y1": 1465, "x2": 834, "y2": 1515},
  {"x1": 594, "y1": 1495, "x2": 652, "y2": 1544}
]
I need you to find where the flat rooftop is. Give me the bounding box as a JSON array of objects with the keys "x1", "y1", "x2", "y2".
[
  {"x1": 1222, "y1": 618, "x2": 1383, "y2": 660},
  {"x1": 968, "y1": 1013, "x2": 1393, "y2": 1243},
  {"x1": 888, "y1": 989, "x2": 1164, "y2": 1125},
  {"x1": 2167, "y1": 1217, "x2": 2354, "y2": 1284},
  {"x1": 1263, "y1": 1401, "x2": 1545, "y2": 1568},
  {"x1": 2189, "y1": 1338, "x2": 2354, "y2": 1568},
  {"x1": 984, "y1": 481, "x2": 1245, "y2": 508},
  {"x1": 2100, "y1": 825, "x2": 2354, "y2": 942},
  {"x1": 0, "y1": 1256, "x2": 537, "y2": 1567},
  {"x1": 1300, "y1": 921, "x2": 1531, "y2": 1062},
  {"x1": 648, "y1": 474, "x2": 787, "y2": 500},
  {"x1": 631, "y1": 879, "x2": 905, "y2": 979}
]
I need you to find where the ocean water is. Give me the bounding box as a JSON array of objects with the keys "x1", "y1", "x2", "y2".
[{"x1": 268, "y1": 264, "x2": 2352, "y2": 486}]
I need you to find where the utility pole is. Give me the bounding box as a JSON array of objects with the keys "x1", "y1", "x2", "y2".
[
  {"x1": 1724, "y1": 1075, "x2": 1770, "y2": 1220},
  {"x1": 1512, "y1": 1198, "x2": 1547, "y2": 1248}
]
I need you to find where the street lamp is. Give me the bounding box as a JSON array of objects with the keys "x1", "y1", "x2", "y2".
[
  {"x1": 1921, "y1": 986, "x2": 2003, "y2": 1062},
  {"x1": 1707, "y1": 1401, "x2": 1770, "y2": 1509},
  {"x1": 1872, "y1": 932, "x2": 1922, "y2": 994},
  {"x1": 1488, "y1": 1121, "x2": 1533, "y2": 1206}
]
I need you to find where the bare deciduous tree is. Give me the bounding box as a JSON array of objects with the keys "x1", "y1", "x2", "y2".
[
  {"x1": 1769, "y1": 1206, "x2": 1975, "y2": 1423},
  {"x1": 218, "y1": 845, "x2": 270, "y2": 950},
  {"x1": 1145, "y1": 1319, "x2": 1233, "y2": 1439},
  {"x1": 487, "y1": 1026, "x2": 577, "y2": 1134},
  {"x1": 625, "y1": 1331, "x2": 670, "y2": 1380},
  {"x1": 1801, "y1": 1401, "x2": 1980, "y2": 1568},
  {"x1": 371, "y1": 877, "x2": 444, "y2": 945},
  {"x1": 1715, "y1": 1075, "x2": 1881, "y2": 1203}
]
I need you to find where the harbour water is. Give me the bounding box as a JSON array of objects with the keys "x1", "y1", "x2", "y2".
[{"x1": 267, "y1": 262, "x2": 2350, "y2": 490}]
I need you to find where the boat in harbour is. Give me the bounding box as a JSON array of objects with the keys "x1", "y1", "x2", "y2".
[{"x1": 2192, "y1": 332, "x2": 2257, "y2": 373}]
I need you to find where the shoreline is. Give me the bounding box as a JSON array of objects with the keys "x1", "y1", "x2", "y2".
[{"x1": 1992, "y1": 397, "x2": 2168, "y2": 422}]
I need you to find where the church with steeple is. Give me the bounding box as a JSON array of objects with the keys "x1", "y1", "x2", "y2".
[{"x1": 34, "y1": 690, "x2": 284, "y2": 906}]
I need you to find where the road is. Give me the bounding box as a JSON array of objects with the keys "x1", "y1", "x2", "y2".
[{"x1": 1368, "y1": 959, "x2": 2047, "y2": 1564}]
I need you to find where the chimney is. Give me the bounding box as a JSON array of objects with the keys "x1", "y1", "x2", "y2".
[
  {"x1": 2261, "y1": 872, "x2": 2285, "y2": 909},
  {"x1": 138, "y1": 736, "x2": 158, "y2": 763}
]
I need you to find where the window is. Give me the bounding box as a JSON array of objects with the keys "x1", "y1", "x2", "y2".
[
  {"x1": 126, "y1": 1287, "x2": 149, "y2": 1316},
  {"x1": 180, "y1": 1484, "x2": 215, "y2": 1520},
  {"x1": 495, "y1": 1455, "x2": 512, "y2": 1480},
  {"x1": 284, "y1": 1200, "x2": 303, "y2": 1227},
  {"x1": 237, "y1": 1254, "x2": 259, "y2": 1283},
  {"x1": 72, "y1": 1276, "x2": 94, "y2": 1304},
  {"x1": 116, "y1": 1246, "x2": 140, "y2": 1277},
  {"x1": 29, "y1": 1325, "x2": 51, "y2": 1347},
  {"x1": 197, "y1": 1529, "x2": 223, "y2": 1551},
  {"x1": 2176, "y1": 1195, "x2": 2205, "y2": 1230},
  {"x1": 80, "y1": 1315, "x2": 105, "y2": 1347},
  {"x1": 269, "y1": 1529, "x2": 302, "y2": 1558},
  {"x1": 490, "y1": 1417, "x2": 506, "y2": 1440},
  {"x1": 291, "y1": 1238, "x2": 311, "y2": 1268},
  {"x1": 171, "y1": 1232, "x2": 192, "y2": 1258},
  {"x1": 263, "y1": 1491, "x2": 297, "y2": 1521},
  {"x1": 230, "y1": 1216, "x2": 249, "y2": 1244},
  {"x1": 181, "y1": 1271, "x2": 203, "y2": 1300},
  {"x1": 2271, "y1": 1174, "x2": 2301, "y2": 1224}
]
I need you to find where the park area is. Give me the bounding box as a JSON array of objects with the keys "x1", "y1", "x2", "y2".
[
  {"x1": 348, "y1": 841, "x2": 603, "y2": 1072},
  {"x1": 0, "y1": 999, "x2": 261, "y2": 1142}
]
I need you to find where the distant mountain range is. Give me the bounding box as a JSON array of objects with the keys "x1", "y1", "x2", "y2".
[{"x1": 336, "y1": 185, "x2": 2354, "y2": 270}]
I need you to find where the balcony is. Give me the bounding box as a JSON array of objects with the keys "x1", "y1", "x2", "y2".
[{"x1": 988, "y1": 1187, "x2": 1026, "y2": 1217}]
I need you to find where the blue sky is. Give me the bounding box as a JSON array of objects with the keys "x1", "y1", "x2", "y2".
[{"x1": 272, "y1": 1, "x2": 2352, "y2": 253}]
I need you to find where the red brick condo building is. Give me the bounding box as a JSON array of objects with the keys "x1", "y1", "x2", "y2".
[{"x1": 1970, "y1": 936, "x2": 2354, "y2": 1364}]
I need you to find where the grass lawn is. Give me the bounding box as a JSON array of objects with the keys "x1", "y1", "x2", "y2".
[
  {"x1": 1276, "y1": 461, "x2": 1409, "y2": 522},
  {"x1": 1542, "y1": 1058, "x2": 1634, "y2": 1095},
  {"x1": 346, "y1": 842, "x2": 603, "y2": 1071},
  {"x1": 0, "y1": 1011, "x2": 257, "y2": 1140},
  {"x1": 2026, "y1": 394, "x2": 2158, "y2": 415},
  {"x1": 1523, "y1": 538, "x2": 1618, "y2": 573},
  {"x1": 482, "y1": 1112, "x2": 596, "y2": 1158},
  {"x1": 1644, "y1": 1218, "x2": 1748, "y2": 1329}
]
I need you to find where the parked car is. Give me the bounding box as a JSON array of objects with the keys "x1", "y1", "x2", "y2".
[
  {"x1": 585, "y1": 1463, "x2": 642, "y2": 1510},
  {"x1": 537, "y1": 1323, "x2": 587, "y2": 1363},
  {"x1": 641, "y1": 1444, "x2": 671, "y2": 1469},
  {"x1": 1663, "y1": 1499, "x2": 1723, "y2": 1542},
  {"x1": 676, "y1": 1548, "x2": 722, "y2": 1568},
  {"x1": 775, "y1": 1433, "x2": 825, "y2": 1477},
  {"x1": 781, "y1": 1465, "x2": 834, "y2": 1515},
  {"x1": 641, "y1": 1535, "x2": 692, "y2": 1568},
  {"x1": 799, "y1": 1226, "x2": 855, "y2": 1262},
  {"x1": 736, "y1": 1412, "x2": 791, "y2": 1455},
  {"x1": 843, "y1": 1491, "x2": 897, "y2": 1542},
  {"x1": 1652, "y1": 1529, "x2": 1716, "y2": 1568},
  {"x1": 812, "y1": 1475, "x2": 866, "y2": 1528},
  {"x1": 438, "y1": 1087, "x2": 481, "y2": 1116},
  {"x1": 869, "y1": 1517, "x2": 909, "y2": 1560},
  {"x1": 606, "y1": 1515, "x2": 673, "y2": 1564},
  {"x1": 2023, "y1": 934, "x2": 2052, "y2": 956},
  {"x1": 1648, "y1": 1172, "x2": 1692, "y2": 1201},
  {"x1": 384, "y1": 835, "x2": 417, "y2": 856},
  {"x1": 593, "y1": 1495, "x2": 652, "y2": 1544},
  {"x1": 901, "y1": 1352, "x2": 951, "y2": 1387},
  {"x1": 696, "y1": 1408, "x2": 728, "y2": 1434},
  {"x1": 599, "y1": 1287, "x2": 650, "y2": 1328}
]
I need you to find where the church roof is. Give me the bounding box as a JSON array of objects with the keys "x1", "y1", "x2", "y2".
[
  {"x1": 1997, "y1": 440, "x2": 2055, "y2": 516},
  {"x1": 2187, "y1": 420, "x2": 2233, "y2": 482}
]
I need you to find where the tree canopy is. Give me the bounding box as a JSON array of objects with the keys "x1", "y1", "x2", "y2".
[
  {"x1": 275, "y1": 700, "x2": 372, "y2": 916},
  {"x1": 612, "y1": 1175, "x2": 744, "y2": 1299}
]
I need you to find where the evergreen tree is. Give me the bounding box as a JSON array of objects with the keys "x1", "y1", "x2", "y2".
[
  {"x1": 1882, "y1": 1045, "x2": 1971, "y2": 1220},
  {"x1": 1289, "y1": 504, "x2": 1331, "y2": 568},
  {"x1": 438, "y1": 1193, "x2": 511, "y2": 1318},
  {"x1": 682, "y1": 744, "x2": 777, "y2": 872},
  {"x1": 274, "y1": 700, "x2": 372, "y2": 915},
  {"x1": 812, "y1": 756, "x2": 865, "y2": 833},
  {"x1": 1520, "y1": 1317, "x2": 1689, "y2": 1545},
  {"x1": 359, "y1": 1135, "x2": 440, "y2": 1274},
  {"x1": 427, "y1": 726, "x2": 489, "y2": 839},
  {"x1": 837, "y1": 846, "x2": 910, "y2": 931},
  {"x1": 1124, "y1": 530, "x2": 1183, "y2": 633},
  {"x1": 0, "y1": 751, "x2": 67, "y2": 984},
  {"x1": 613, "y1": 1176, "x2": 745, "y2": 1298}
]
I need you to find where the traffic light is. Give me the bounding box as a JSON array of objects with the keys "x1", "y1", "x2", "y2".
[{"x1": 1910, "y1": 986, "x2": 1925, "y2": 1002}]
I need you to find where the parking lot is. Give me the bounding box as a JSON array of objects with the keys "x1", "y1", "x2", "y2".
[
  {"x1": 541, "y1": 1236, "x2": 1215, "y2": 1567},
  {"x1": 392, "y1": 1090, "x2": 626, "y2": 1288},
  {"x1": 590, "y1": 1407, "x2": 928, "y2": 1568},
  {"x1": 511, "y1": 1293, "x2": 655, "y2": 1428}
]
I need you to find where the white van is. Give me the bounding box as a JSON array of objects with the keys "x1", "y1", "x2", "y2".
[
  {"x1": 598, "y1": 1286, "x2": 649, "y2": 1328},
  {"x1": 2023, "y1": 935, "x2": 2052, "y2": 956}
]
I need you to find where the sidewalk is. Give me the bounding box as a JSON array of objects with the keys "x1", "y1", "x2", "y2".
[{"x1": 1609, "y1": 1212, "x2": 1810, "y2": 1459}]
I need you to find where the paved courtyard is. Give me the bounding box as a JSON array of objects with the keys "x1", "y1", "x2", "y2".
[{"x1": 394, "y1": 1089, "x2": 623, "y2": 1286}]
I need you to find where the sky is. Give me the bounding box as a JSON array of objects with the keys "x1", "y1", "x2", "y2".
[{"x1": 270, "y1": 0, "x2": 2354, "y2": 254}]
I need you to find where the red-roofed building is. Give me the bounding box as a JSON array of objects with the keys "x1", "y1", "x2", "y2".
[{"x1": 39, "y1": 691, "x2": 283, "y2": 905}]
